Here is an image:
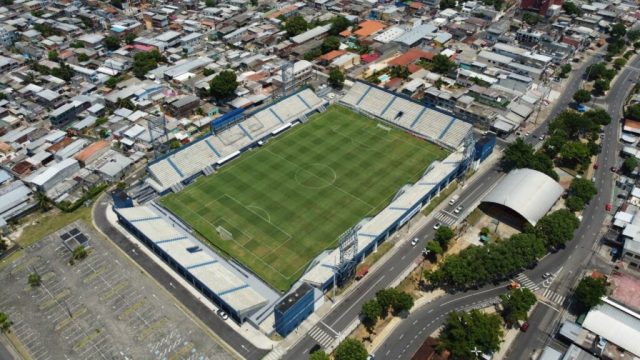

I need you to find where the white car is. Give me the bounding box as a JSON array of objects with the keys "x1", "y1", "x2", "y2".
[
  {"x1": 454, "y1": 205, "x2": 464, "y2": 214},
  {"x1": 433, "y1": 222, "x2": 442, "y2": 230},
  {"x1": 411, "y1": 238, "x2": 419, "y2": 246},
  {"x1": 216, "y1": 309, "x2": 229, "y2": 320}
]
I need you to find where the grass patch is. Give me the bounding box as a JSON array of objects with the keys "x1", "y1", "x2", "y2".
[
  {"x1": 54, "y1": 307, "x2": 87, "y2": 331},
  {"x1": 82, "y1": 265, "x2": 108, "y2": 284},
  {"x1": 38, "y1": 288, "x2": 71, "y2": 310},
  {"x1": 359, "y1": 241, "x2": 394, "y2": 270},
  {"x1": 0, "y1": 250, "x2": 23, "y2": 271},
  {"x1": 421, "y1": 182, "x2": 458, "y2": 216},
  {"x1": 161, "y1": 105, "x2": 447, "y2": 292},
  {"x1": 170, "y1": 342, "x2": 194, "y2": 360},
  {"x1": 118, "y1": 300, "x2": 146, "y2": 320},
  {"x1": 73, "y1": 329, "x2": 101, "y2": 352},
  {"x1": 137, "y1": 318, "x2": 168, "y2": 341},
  {"x1": 99, "y1": 281, "x2": 128, "y2": 301},
  {"x1": 466, "y1": 208, "x2": 484, "y2": 226},
  {"x1": 15, "y1": 207, "x2": 92, "y2": 248}
]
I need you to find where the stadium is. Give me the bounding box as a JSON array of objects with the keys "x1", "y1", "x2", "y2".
[{"x1": 114, "y1": 82, "x2": 476, "y2": 328}]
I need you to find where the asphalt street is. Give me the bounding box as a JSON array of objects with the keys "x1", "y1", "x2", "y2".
[
  {"x1": 505, "y1": 54, "x2": 640, "y2": 359},
  {"x1": 368, "y1": 51, "x2": 632, "y2": 360},
  {"x1": 92, "y1": 198, "x2": 269, "y2": 360}
]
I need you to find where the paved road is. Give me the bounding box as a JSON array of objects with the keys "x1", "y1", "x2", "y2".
[
  {"x1": 506, "y1": 54, "x2": 640, "y2": 359},
  {"x1": 92, "y1": 198, "x2": 269, "y2": 360},
  {"x1": 372, "y1": 51, "x2": 620, "y2": 360},
  {"x1": 0, "y1": 342, "x2": 15, "y2": 360}
]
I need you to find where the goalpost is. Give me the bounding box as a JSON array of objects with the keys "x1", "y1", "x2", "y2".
[{"x1": 216, "y1": 226, "x2": 233, "y2": 241}]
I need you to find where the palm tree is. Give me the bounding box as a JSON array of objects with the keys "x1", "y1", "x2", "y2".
[
  {"x1": 34, "y1": 190, "x2": 50, "y2": 212},
  {"x1": 0, "y1": 312, "x2": 11, "y2": 333}
]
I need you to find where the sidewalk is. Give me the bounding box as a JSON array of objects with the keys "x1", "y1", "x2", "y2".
[{"x1": 102, "y1": 204, "x2": 275, "y2": 351}]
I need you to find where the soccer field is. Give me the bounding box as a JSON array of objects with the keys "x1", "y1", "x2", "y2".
[{"x1": 160, "y1": 105, "x2": 448, "y2": 292}]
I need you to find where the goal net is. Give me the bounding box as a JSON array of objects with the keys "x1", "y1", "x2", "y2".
[{"x1": 216, "y1": 226, "x2": 233, "y2": 241}]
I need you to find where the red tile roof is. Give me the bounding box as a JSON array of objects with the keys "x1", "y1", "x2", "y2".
[
  {"x1": 388, "y1": 48, "x2": 434, "y2": 67},
  {"x1": 353, "y1": 20, "x2": 385, "y2": 38},
  {"x1": 319, "y1": 50, "x2": 346, "y2": 61}
]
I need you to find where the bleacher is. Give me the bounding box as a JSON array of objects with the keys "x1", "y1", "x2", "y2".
[
  {"x1": 340, "y1": 81, "x2": 472, "y2": 149},
  {"x1": 146, "y1": 89, "x2": 326, "y2": 193}
]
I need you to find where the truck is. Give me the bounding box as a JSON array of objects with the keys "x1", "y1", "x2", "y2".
[
  {"x1": 449, "y1": 194, "x2": 460, "y2": 206},
  {"x1": 356, "y1": 265, "x2": 369, "y2": 280}
]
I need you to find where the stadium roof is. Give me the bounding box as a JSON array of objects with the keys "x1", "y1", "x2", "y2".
[
  {"x1": 481, "y1": 168, "x2": 563, "y2": 225},
  {"x1": 582, "y1": 297, "x2": 640, "y2": 357},
  {"x1": 116, "y1": 206, "x2": 271, "y2": 317}
]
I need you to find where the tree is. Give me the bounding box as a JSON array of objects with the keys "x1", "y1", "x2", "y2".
[
  {"x1": 438, "y1": 310, "x2": 503, "y2": 359},
  {"x1": 425, "y1": 240, "x2": 443, "y2": 261},
  {"x1": 534, "y1": 209, "x2": 580, "y2": 249},
  {"x1": 626, "y1": 104, "x2": 640, "y2": 121},
  {"x1": 585, "y1": 62, "x2": 608, "y2": 81},
  {"x1": 431, "y1": 54, "x2": 457, "y2": 74},
  {"x1": 209, "y1": 70, "x2": 238, "y2": 100},
  {"x1": 35, "y1": 190, "x2": 50, "y2": 211},
  {"x1": 329, "y1": 15, "x2": 351, "y2": 35},
  {"x1": 328, "y1": 68, "x2": 345, "y2": 88},
  {"x1": 573, "y1": 89, "x2": 591, "y2": 104},
  {"x1": 124, "y1": 32, "x2": 136, "y2": 45},
  {"x1": 569, "y1": 178, "x2": 597, "y2": 204},
  {"x1": 565, "y1": 196, "x2": 585, "y2": 212},
  {"x1": 48, "y1": 50, "x2": 59, "y2": 62},
  {"x1": 522, "y1": 12, "x2": 540, "y2": 26},
  {"x1": 559, "y1": 64, "x2": 572, "y2": 78},
  {"x1": 562, "y1": 1, "x2": 580, "y2": 15},
  {"x1": 376, "y1": 288, "x2": 398, "y2": 317},
  {"x1": 321, "y1": 36, "x2": 340, "y2": 54},
  {"x1": 614, "y1": 58, "x2": 627, "y2": 70},
  {"x1": 559, "y1": 141, "x2": 590, "y2": 168},
  {"x1": 502, "y1": 138, "x2": 534, "y2": 171},
  {"x1": 0, "y1": 312, "x2": 11, "y2": 333},
  {"x1": 628, "y1": 29, "x2": 640, "y2": 42},
  {"x1": 105, "y1": 76, "x2": 122, "y2": 88},
  {"x1": 389, "y1": 66, "x2": 410, "y2": 79},
  {"x1": 610, "y1": 23, "x2": 627, "y2": 39},
  {"x1": 284, "y1": 16, "x2": 308, "y2": 37},
  {"x1": 132, "y1": 50, "x2": 163, "y2": 78},
  {"x1": 205, "y1": 0, "x2": 215, "y2": 6},
  {"x1": 309, "y1": 350, "x2": 330, "y2": 360},
  {"x1": 104, "y1": 35, "x2": 121, "y2": 51},
  {"x1": 78, "y1": 53, "x2": 89, "y2": 62},
  {"x1": 334, "y1": 338, "x2": 368, "y2": 360},
  {"x1": 434, "y1": 226, "x2": 455, "y2": 249},
  {"x1": 582, "y1": 107, "x2": 611, "y2": 126},
  {"x1": 0, "y1": 237, "x2": 7, "y2": 253},
  {"x1": 574, "y1": 276, "x2": 608, "y2": 311},
  {"x1": 116, "y1": 97, "x2": 135, "y2": 110},
  {"x1": 622, "y1": 157, "x2": 638, "y2": 176},
  {"x1": 391, "y1": 291, "x2": 414, "y2": 315},
  {"x1": 72, "y1": 245, "x2": 88, "y2": 261},
  {"x1": 361, "y1": 298, "x2": 382, "y2": 329},
  {"x1": 304, "y1": 48, "x2": 322, "y2": 61},
  {"x1": 28, "y1": 273, "x2": 41, "y2": 287},
  {"x1": 593, "y1": 79, "x2": 610, "y2": 96},
  {"x1": 500, "y1": 288, "x2": 537, "y2": 324},
  {"x1": 169, "y1": 139, "x2": 181, "y2": 149}
]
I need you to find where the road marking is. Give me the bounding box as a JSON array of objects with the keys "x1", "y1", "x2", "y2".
[
  {"x1": 440, "y1": 286, "x2": 501, "y2": 306},
  {"x1": 399, "y1": 333, "x2": 404, "y2": 340},
  {"x1": 330, "y1": 275, "x2": 385, "y2": 326}
]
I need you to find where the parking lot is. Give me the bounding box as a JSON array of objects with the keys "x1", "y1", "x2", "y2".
[{"x1": 0, "y1": 220, "x2": 233, "y2": 360}]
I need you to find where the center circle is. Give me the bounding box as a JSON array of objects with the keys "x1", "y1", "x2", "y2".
[{"x1": 295, "y1": 163, "x2": 336, "y2": 189}]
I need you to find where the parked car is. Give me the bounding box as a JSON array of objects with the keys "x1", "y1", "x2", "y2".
[
  {"x1": 433, "y1": 222, "x2": 442, "y2": 230},
  {"x1": 454, "y1": 205, "x2": 464, "y2": 214},
  {"x1": 449, "y1": 194, "x2": 460, "y2": 206},
  {"x1": 411, "y1": 238, "x2": 419, "y2": 246},
  {"x1": 605, "y1": 203, "x2": 612, "y2": 212},
  {"x1": 542, "y1": 272, "x2": 552, "y2": 279},
  {"x1": 520, "y1": 322, "x2": 530, "y2": 332}
]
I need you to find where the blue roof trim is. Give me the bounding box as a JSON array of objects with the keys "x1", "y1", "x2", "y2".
[
  {"x1": 205, "y1": 139, "x2": 221, "y2": 157},
  {"x1": 389, "y1": 207, "x2": 410, "y2": 211},
  {"x1": 356, "y1": 85, "x2": 372, "y2": 106},
  {"x1": 269, "y1": 108, "x2": 285, "y2": 124},
  {"x1": 418, "y1": 182, "x2": 439, "y2": 186},
  {"x1": 238, "y1": 123, "x2": 253, "y2": 140},
  {"x1": 438, "y1": 116, "x2": 458, "y2": 140},
  {"x1": 381, "y1": 96, "x2": 397, "y2": 116},
  {"x1": 167, "y1": 158, "x2": 184, "y2": 177},
  {"x1": 296, "y1": 94, "x2": 311, "y2": 109},
  {"x1": 186, "y1": 260, "x2": 218, "y2": 270},
  {"x1": 218, "y1": 284, "x2": 249, "y2": 296},
  {"x1": 411, "y1": 106, "x2": 428, "y2": 128}
]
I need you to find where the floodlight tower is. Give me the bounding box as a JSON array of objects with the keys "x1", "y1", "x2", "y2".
[
  {"x1": 148, "y1": 112, "x2": 169, "y2": 159},
  {"x1": 280, "y1": 61, "x2": 294, "y2": 97}
]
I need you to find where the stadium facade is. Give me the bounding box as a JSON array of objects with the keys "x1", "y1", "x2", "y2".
[{"x1": 115, "y1": 85, "x2": 480, "y2": 334}]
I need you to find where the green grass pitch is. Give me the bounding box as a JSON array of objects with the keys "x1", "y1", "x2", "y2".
[{"x1": 160, "y1": 105, "x2": 449, "y2": 292}]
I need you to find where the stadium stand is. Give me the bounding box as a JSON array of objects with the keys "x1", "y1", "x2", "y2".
[
  {"x1": 303, "y1": 151, "x2": 468, "y2": 289},
  {"x1": 115, "y1": 205, "x2": 272, "y2": 322},
  {"x1": 146, "y1": 89, "x2": 326, "y2": 193},
  {"x1": 340, "y1": 81, "x2": 472, "y2": 149}
]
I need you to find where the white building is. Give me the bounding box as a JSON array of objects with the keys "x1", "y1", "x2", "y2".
[{"x1": 28, "y1": 158, "x2": 81, "y2": 192}]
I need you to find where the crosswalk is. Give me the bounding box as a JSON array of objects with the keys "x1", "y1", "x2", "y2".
[
  {"x1": 308, "y1": 323, "x2": 338, "y2": 349},
  {"x1": 515, "y1": 273, "x2": 540, "y2": 291},
  {"x1": 434, "y1": 211, "x2": 457, "y2": 226},
  {"x1": 262, "y1": 346, "x2": 284, "y2": 360},
  {"x1": 542, "y1": 288, "x2": 566, "y2": 305}
]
